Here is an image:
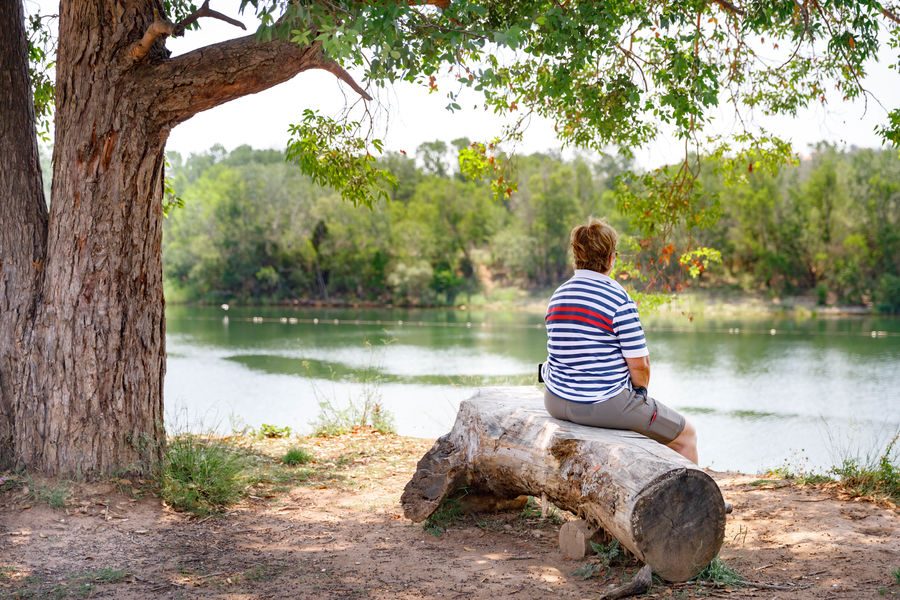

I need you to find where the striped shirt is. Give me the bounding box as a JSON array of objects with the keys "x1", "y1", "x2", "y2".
[{"x1": 541, "y1": 269, "x2": 649, "y2": 403}]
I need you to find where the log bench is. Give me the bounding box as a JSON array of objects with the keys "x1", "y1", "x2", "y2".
[{"x1": 401, "y1": 387, "x2": 726, "y2": 582}]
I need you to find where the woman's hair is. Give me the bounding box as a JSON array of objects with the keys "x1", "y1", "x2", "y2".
[{"x1": 571, "y1": 218, "x2": 618, "y2": 273}]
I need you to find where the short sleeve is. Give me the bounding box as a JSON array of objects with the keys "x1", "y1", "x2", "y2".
[{"x1": 613, "y1": 299, "x2": 649, "y2": 358}]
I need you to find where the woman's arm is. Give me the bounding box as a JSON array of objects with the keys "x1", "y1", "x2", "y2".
[{"x1": 625, "y1": 355, "x2": 651, "y2": 389}]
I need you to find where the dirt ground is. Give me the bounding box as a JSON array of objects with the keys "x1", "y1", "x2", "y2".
[{"x1": 1, "y1": 432, "x2": 898, "y2": 600}]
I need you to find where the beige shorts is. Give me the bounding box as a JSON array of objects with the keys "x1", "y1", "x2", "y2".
[{"x1": 544, "y1": 386, "x2": 686, "y2": 444}]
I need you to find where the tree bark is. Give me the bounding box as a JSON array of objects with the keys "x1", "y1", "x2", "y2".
[
  {"x1": 5, "y1": 0, "x2": 327, "y2": 475},
  {"x1": 0, "y1": 0, "x2": 49, "y2": 469},
  {"x1": 401, "y1": 387, "x2": 726, "y2": 582},
  {"x1": 12, "y1": 0, "x2": 173, "y2": 474}
]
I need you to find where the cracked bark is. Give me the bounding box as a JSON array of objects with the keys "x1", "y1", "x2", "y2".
[{"x1": 0, "y1": 0, "x2": 49, "y2": 468}]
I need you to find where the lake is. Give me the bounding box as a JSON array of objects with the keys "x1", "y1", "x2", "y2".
[{"x1": 165, "y1": 305, "x2": 900, "y2": 474}]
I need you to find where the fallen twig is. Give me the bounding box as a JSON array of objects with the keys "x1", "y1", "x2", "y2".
[
  {"x1": 149, "y1": 581, "x2": 187, "y2": 592},
  {"x1": 694, "y1": 579, "x2": 810, "y2": 591},
  {"x1": 597, "y1": 564, "x2": 652, "y2": 600},
  {"x1": 743, "y1": 580, "x2": 800, "y2": 590}
]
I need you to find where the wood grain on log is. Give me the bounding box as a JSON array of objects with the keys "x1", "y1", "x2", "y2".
[{"x1": 401, "y1": 387, "x2": 726, "y2": 582}]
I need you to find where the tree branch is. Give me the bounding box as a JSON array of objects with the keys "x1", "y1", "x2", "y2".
[
  {"x1": 130, "y1": 9, "x2": 174, "y2": 61},
  {"x1": 308, "y1": 56, "x2": 373, "y2": 101},
  {"x1": 152, "y1": 34, "x2": 372, "y2": 127},
  {"x1": 173, "y1": 0, "x2": 246, "y2": 37},
  {"x1": 131, "y1": 2, "x2": 246, "y2": 61},
  {"x1": 882, "y1": 6, "x2": 900, "y2": 25},
  {"x1": 708, "y1": 0, "x2": 745, "y2": 16},
  {"x1": 411, "y1": 0, "x2": 451, "y2": 9}
]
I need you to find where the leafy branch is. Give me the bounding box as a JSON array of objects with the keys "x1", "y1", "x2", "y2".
[{"x1": 285, "y1": 109, "x2": 397, "y2": 208}]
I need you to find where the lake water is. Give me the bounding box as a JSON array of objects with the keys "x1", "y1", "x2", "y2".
[{"x1": 165, "y1": 305, "x2": 900, "y2": 474}]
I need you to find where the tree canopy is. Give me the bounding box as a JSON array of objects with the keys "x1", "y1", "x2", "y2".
[{"x1": 28, "y1": 0, "x2": 900, "y2": 220}]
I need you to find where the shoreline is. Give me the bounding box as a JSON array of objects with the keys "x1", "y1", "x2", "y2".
[{"x1": 165, "y1": 288, "x2": 889, "y2": 319}]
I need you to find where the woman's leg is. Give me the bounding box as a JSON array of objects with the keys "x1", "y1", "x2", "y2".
[
  {"x1": 666, "y1": 418, "x2": 698, "y2": 464},
  {"x1": 544, "y1": 387, "x2": 698, "y2": 463}
]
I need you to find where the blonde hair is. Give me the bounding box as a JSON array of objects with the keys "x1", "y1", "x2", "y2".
[{"x1": 571, "y1": 218, "x2": 618, "y2": 273}]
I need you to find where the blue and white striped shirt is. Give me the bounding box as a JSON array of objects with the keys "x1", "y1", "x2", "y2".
[{"x1": 542, "y1": 269, "x2": 649, "y2": 403}]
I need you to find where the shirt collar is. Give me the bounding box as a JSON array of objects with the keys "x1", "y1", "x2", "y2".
[{"x1": 573, "y1": 269, "x2": 613, "y2": 283}]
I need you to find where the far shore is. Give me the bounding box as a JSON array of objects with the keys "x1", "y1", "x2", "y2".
[{"x1": 164, "y1": 287, "x2": 889, "y2": 319}]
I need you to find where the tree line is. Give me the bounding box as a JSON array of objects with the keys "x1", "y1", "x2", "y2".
[{"x1": 164, "y1": 143, "x2": 900, "y2": 312}]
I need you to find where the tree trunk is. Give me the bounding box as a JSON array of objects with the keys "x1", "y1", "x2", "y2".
[
  {"x1": 12, "y1": 0, "x2": 170, "y2": 475},
  {"x1": 3, "y1": 0, "x2": 328, "y2": 476},
  {"x1": 0, "y1": 0, "x2": 49, "y2": 469},
  {"x1": 401, "y1": 387, "x2": 726, "y2": 582}
]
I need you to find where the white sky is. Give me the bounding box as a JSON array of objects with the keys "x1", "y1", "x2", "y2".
[{"x1": 32, "y1": 0, "x2": 900, "y2": 168}]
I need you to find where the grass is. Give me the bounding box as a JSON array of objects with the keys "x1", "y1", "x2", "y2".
[
  {"x1": 519, "y1": 495, "x2": 542, "y2": 520},
  {"x1": 518, "y1": 495, "x2": 564, "y2": 525},
  {"x1": 755, "y1": 465, "x2": 834, "y2": 491},
  {"x1": 893, "y1": 566, "x2": 900, "y2": 585},
  {"x1": 571, "y1": 540, "x2": 624, "y2": 580},
  {"x1": 312, "y1": 396, "x2": 395, "y2": 436},
  {"x1": 0, "y1": 568, "x2": 130, "y2": 599},
  {"x1": 0, "y1": 475, "x2": 71, "y2": 510},
  {"x1": 749, "y1": 479, "x2": 789, "y2": 488},
  {"x1": 306, "y1": 338, "x2": 397, "y2": 437},
  {"x1": 154, "y1": 427, "x2": 415, "y2": 516},
  {"x1": 829, "y1": 434, "x2": 900, "y2": 505},
  {"x1": 423, "y1": 492, "x2": 467, "y2": 536},
  {"x1": 158, "y1": 435, "x2": 248, "y2": 516},
  {"x1": 242, "y1": 564, "x2": 284, "y2": 582},
  {"x1": 693, "y1": 556, "x2": 744, "y2": 587},
  {"x1": 282, "y1": 446, "x2": 314, "y2": 466},
  {"x1": 755, "y1": 437, "x2": 899, "y2": 509},
  {"x1": 23, "y1": 477, "x2": 71, "y2": 509}
]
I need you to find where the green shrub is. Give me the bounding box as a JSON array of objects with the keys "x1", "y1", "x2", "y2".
[
  {"x1": 282, "y1": 447, "x2": 314, "y2": 466},
  {"x1": 159, "y1": 435, "x2": 247, "y2": 516},
  {"x1": 258, "y1": 423, "x2": 292, "y2": 439},
  {"x1": 876, "y1": 274, "x2": 900, "y2": 314}
]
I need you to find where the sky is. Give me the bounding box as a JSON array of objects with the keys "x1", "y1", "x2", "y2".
[{"x1": 31, "y1": 0, "x2": 900, "y2": 169}]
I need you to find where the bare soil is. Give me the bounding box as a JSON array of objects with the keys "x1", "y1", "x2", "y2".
[{"x1": 1, "y1": 431, "x2": 898, "y2": 599}]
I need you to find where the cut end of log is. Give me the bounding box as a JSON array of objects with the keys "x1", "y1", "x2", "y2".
[{"x1": 631, "y1": 469, "x2": 726, "y2": 581}]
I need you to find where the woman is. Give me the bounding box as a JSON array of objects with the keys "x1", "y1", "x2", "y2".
[{"x1": 541, "y1": 218, "x2": 698, "y2": 463}]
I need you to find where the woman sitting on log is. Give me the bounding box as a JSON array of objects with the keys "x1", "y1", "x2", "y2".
[{"x1": 541, "y1": 218, "x2": 699, "y2": 464}]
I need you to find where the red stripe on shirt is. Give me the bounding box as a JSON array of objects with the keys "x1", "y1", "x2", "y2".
[
  {"x1": 547, "y1": 305, "x2": 614, "y2": 327},
  {"x1": 545, "y1": 314, "x2": 614, "y2": 333}
]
